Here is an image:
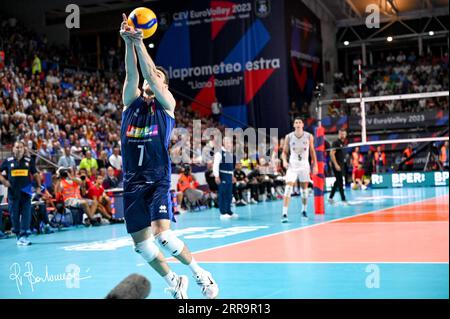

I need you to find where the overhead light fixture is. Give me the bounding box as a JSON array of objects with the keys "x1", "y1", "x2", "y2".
[
  {"x1": 387, "y1": 36, "x2": 393, "y2": 42},
  {"x1": 429, "y1": 31, "x2": 435, "y2": 36},
  {"x1": 344, "y1": 41, "x2": 350, "y2": 46}
]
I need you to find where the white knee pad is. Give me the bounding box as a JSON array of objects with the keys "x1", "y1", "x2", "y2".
[
  {"x1": 284, "y1": 185, "x2": 293, "y2": 198},
  {"x1": 134, "y1": 237, "x2": 160, "y2": 262},
  {"x1": 300, "y1": 188, "x2": 309, "y2": 199},
  {"x1": 155, "y1": 230, "x2": 185, "y2": 256}
]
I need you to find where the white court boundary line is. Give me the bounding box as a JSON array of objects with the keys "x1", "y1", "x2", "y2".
[{"x1": 186, "y1": 193, "x2": 449, "y2": 257}]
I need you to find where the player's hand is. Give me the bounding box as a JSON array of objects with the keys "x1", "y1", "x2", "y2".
[
  {"x1": 35, "y1": 187, "x2": 42, "y2": 195},
  {"x1": 283, "y1": 160, "x2": 288, "y2": 170},
  {"x1": 129, "y1": 29, "x2": 144, "y2": 43},
  {"x1": 120, "y1": 13, "x2": 135, "y2": 44},
  {"x1": 215, "y1": 177, "x2": 221, "y2": 185},
  {"x1": 335, "y1": 164, "x2": 341, "y2": 171},
  {"x1": 2, "y1": 180, "x2": 11, "y2": 188}
]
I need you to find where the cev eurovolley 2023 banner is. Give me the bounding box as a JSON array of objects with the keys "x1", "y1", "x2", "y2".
[{"x1": 151, "y1": 0, "x2": 322, "y2": 135}]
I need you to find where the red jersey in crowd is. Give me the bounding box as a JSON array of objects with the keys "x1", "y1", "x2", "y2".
[
  {"x1": 87, "y1": 184, "x2": 105, "y2": 200},
  {"x1": 354, "y1": 167, "x2": 365, "y2": 180}
]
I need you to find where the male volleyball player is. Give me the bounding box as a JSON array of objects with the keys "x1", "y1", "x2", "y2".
[
  {"x1": 281, "y1": 117, "x2": 318, "y2": 223},
  {"x1": 119, "y1": 14, "x2": 218, "y2": 299}
]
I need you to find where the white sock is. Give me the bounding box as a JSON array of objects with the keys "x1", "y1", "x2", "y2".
[
  {"x1": 282, "y1": 206, "x2": 288, "y2": 216},
  {"x1": 163, "y1": 271, "x2": 179, "y2": 288},
  {"x1": 188, "y1": 258, "x2": 203, "y2": 275}
]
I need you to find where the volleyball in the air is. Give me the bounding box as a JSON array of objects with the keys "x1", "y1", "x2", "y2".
[{"x1": 128, "y1": 7, "x2": 158, "y2": 39}]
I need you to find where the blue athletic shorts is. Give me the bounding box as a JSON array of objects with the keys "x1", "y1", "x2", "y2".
[{"x1": 123, "y1": 180, "x2": 176, "y2": 234}]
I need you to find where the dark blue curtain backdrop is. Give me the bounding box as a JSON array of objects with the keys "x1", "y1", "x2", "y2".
[
  {"x1": 286, "y1": 0, "x2": 323, "y2": 117},
  {"x1": 148, "y1": 0, "x2": 321, "y2": 136}
]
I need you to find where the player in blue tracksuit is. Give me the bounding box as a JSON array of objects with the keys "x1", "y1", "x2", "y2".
[{"x1": 119, "y1": 14, "x2": 218, "y2": 299}]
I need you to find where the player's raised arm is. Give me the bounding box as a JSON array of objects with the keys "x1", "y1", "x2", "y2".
[
  {"x1": 120, "y1": 13, "x2": 140, "y2": 108},
  {"x1": 132, "y1": 30, "x2": 176, "y2": 112}
]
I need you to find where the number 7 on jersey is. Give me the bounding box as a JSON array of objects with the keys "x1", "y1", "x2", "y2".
[{"x1": 137, "y1": 145, "x2": 144, "y2": 166}]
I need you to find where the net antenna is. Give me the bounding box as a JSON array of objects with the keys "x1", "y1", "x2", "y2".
[{"x1": 357, "y1": 59, "x2": 366, "y2": 143}]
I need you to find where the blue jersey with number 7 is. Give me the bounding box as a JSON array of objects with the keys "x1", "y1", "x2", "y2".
[{"x1": 121, "y1": 96, "x2": 175, "y2": 189}]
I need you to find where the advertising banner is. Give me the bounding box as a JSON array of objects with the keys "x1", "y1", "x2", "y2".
[
  {"x1": 371, "y1": 171, "x2": 449, "y2": 188},
  {"x1": 153, "y1": 0, "x2": 291, "y2": 133}
]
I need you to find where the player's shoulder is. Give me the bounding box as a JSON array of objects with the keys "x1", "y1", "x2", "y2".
[{"x1": 123, "y1": 96, "x2": 145, "y2": 112}]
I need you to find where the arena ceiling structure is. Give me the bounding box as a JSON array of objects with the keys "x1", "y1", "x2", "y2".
[
  {"x1": 314, "y1": 0, "x2": 448, "y2": 49},
  {"x1": 41, "y1": 0, "x2": 448, "y2": 43}
]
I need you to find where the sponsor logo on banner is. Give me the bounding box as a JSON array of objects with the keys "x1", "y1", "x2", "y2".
[
  {"x1": 255, "y1": 0, "x2": 271, "y2": 18},
  {"x1": 392, "y1": 173, "x2": 426, "y2": 187},
  {"x1": 371, "y1": 174, "x2": 383, "y2": 185},
  {"x1": 434, "y1": 171, "x2": 449, "y2": 186},
  {"x1": 158, "y1": 12, "x2": 170, "y2": 30},
  {"x1": 372, "y1": 172, "x2": 449, "y2": 188}
]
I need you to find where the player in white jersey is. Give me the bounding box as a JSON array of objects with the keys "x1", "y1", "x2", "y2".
[{"x1": 281, "y1": 117, "x2": 318, "y2": 222}]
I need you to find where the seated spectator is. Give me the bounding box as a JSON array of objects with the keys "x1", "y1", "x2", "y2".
[
  {"x1": 407, "y1": 51, "x2": 416, "y2": 63},
  {"x1": 79, "y1": 150, "x2": 98, "y2": 176},
  {"x1": 233, "y1": 163, "x2": 248, "y2": 206},
  {"x1": 57, "y1": 146, "x2": 76, "y2": 174},
  {"x1": 103, "y1": 166, "x2": 120, "y2": 189},
  {"x1": 270, "y1": 158, "x2": 286, "y2": 198},
  {"x1": 31, "y1": 187, "x2": 57, "y2": 234},
  {"x1": 77, "y1": 168, "x2": 92, "y2": 198},
  {"x1": 396, "y1": 51, "x2": 406, "y2": 64},
  {"x1": 55, "y1": 168, "x2": 100, "y2": 226},
  {"x1": 240, "y1": 151, "x2": 257, "y2": 170},
  {"x1": 256, "y1": 157, "x2": 276, "y2": 201},
  {"x1": 70, "y1": 140, "x2": 83, "y2": 158},
  {"x1": 351, "y1": 163, "x2": 368, "y2": 190},
  {"x1": 204, "y1": 161, "x2": 218, "y2": 193},
  {"x1": 96, "y1": 150, "x2": 111, "y2": 174},
  {"x1": 204, "y1": 161, "x2": 218, "y2": 208},
  {"x1": 38, "y1": 142, "x2": 51, "y2": 159},
  {"x1": 87, "y1": 174, "x2": 123, "y2": 224},
  {"x1": 177, "y1": 164, "x2": 204, "y2": 210},
  {"x1": 108, "y1": 147, "x2": 122, "y2": 177}
]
